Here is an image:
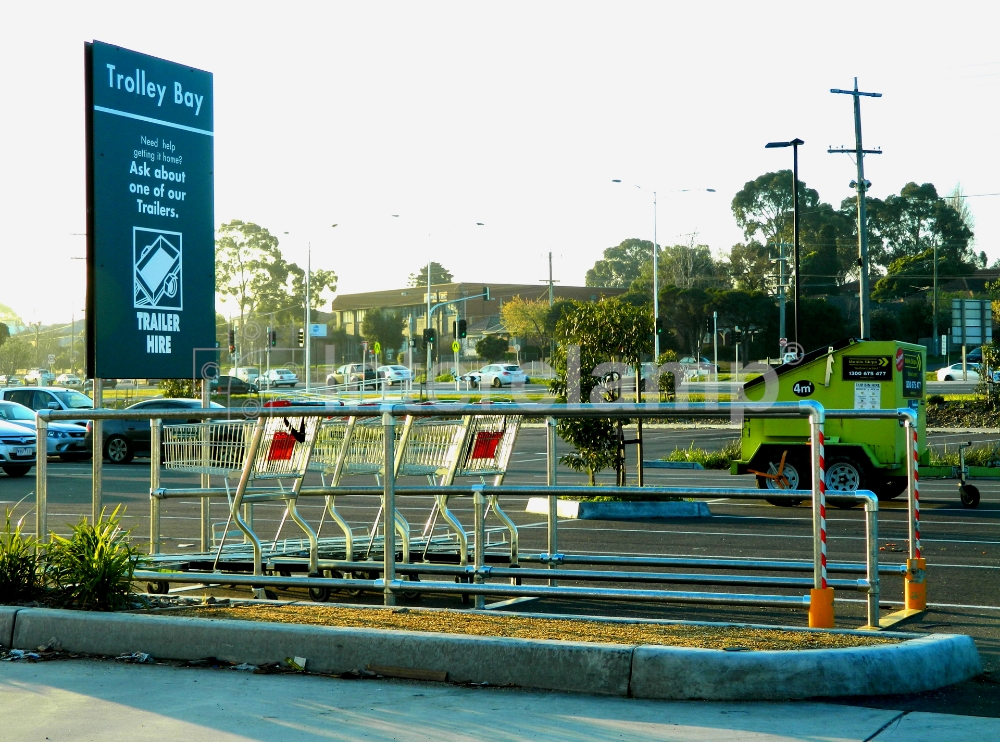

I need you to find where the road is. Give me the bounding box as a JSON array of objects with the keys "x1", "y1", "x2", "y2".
[{"x1": 2, "y1": 424, "x2": 998, "y2": 714}]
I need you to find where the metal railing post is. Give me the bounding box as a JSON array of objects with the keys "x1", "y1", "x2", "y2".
[
  {"x1": 200, "y1": 379, "x2": 211, "y2": 551},
  {"x1": 35, "y1": 413, "x2": 48, "y2": 542},
  {"x1": 149, "y1": 419, "x2": 162, "y2": 555},
  {"x1": 864, "y1": 494, "x2": 880, "y2": 628},
  {"x1": 546, "y1": 415, "x2": 558, "y2": 586},
  {"x1": 92, "y1": 379, "x2": 103, "y2": 523},
  {"x1": 474, "y1": 485, "x2": 486, "y2": 609},
  {"x1": 382, "y1": 410, "x2": 397, "y2": 607}
]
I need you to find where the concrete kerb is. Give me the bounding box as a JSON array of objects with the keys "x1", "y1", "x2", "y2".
[
  {"x1": 0, "y1": 606, "x2": 19, "y2": 649},
  {"x1": 3, "y1": 606, "x2": 982, "y2": 700}
]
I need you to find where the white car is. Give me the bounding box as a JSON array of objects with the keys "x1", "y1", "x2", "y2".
[
  {"x1": 463, "y1": 364, "x2": 528, "y2": 388},
  {"x1": 264, "y1": 368, "x2": 299, "y2": 388},
  {"x1": 0, "y1": 400, "x2": 89, "y2": 461},
  {"x1": 23, "y1": 368, "x2": 55, "y2": 386},
  {"x1": 936, "y1": 363, "x2": 980, "y2": 382},
  {"x1": 55, "y1": 374, "x2": 83, "y2": 387},
  {"x1": 377, "y1": 365, "x2": 413, "y2": 385}
]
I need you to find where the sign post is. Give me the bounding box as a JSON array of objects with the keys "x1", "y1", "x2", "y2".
[{"x1": 85, "y1": 41, "x2": 215, "y2": 382}]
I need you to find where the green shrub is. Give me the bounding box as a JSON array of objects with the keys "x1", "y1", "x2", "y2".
[
  {"x1": 45, "y1": 506, "x2": 142, "y2": 611},
  {"x1": 930, "y1": 442, "x2": 1000, "y2": 468},
  {"x1": 435, "y1": 372, "x2": 455, "y2": 382},
  {"x1": 665, "y1": 439, "x2": 741, "y2": 470},
  {"x1": 0, "y1": 508, "x2": 39, "y2": 602},
  {"x1": 927, "y1": 394, "x2": 945, "y2": 405}
]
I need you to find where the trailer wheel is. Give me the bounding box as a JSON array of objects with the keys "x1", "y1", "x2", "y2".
[
  {"x1": 960, "y1": 484, "x2": 981, "y2": 508},
  {"x1": 825, "y1": 457, "x2": 865, "y2": 509},
  {"x1": 754, "y1": 453, "x2": 804, "y2": 506}
]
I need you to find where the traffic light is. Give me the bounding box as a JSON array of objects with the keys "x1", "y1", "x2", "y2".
[
  {"x1": 483, "y1": 286, "x2": 491, "y2": 301},
  {"x1": 268, "y1": 328, "x2": 277, "y2": 347},
  {"x1": 228, "y1": 328, "x2": 235, "y2": 353},
  {"x1": 298, "y1": 328, "x2": 305, "y2": 347},
  {"x1": 733, "y1": 329, "x2": 743, "y2": 343},
  {"x1": 654, "y1": 317, "x2": 665, "y2": 336},
  {"x1": 423, "y1": 328, "x2": 436, "y2": 346},
  {"x1": 457, "y1": 319, "x2": 467, "y2": 339}
]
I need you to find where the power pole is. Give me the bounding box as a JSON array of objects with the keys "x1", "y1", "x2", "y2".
[
  {"x1": 539, "y1": 252, "x2": 560, "y2": 363},
  {"x1": 829, "y1": 77, "x2": 882, "y2": 339}
]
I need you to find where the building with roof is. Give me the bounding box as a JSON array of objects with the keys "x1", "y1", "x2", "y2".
[{"x1": 327, "y1": 281, "x2": 624, "y2": 364}]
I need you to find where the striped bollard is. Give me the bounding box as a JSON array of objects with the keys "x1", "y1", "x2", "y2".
[
  {"x1": 809, "y1": 427, "x2": 835, "y2": 628},
  {"x1": 906, "y1": 425, "x2": 927, "y2": 611}
]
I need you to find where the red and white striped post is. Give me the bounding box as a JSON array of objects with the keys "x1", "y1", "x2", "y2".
[
  {"x1": 905, "y1": 419, "x2": 926, "y2": 610},
  {"x1": 809, "y1": 408, "x2": 834, "y2": 627}
]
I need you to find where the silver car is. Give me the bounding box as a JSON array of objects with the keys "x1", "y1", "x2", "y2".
[
  {"x1": 377, "y1": 365, "x2": 413, "y2": 385},
  {"x1": 463, "y1": 364, "x2": 528, "y2": 388},
  {"x1": 0, "y1": 400, "x2": 89, "y2": 461}
]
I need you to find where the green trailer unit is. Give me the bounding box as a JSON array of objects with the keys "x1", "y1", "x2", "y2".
[{"x1": 734, "y1": 338, "x2": 925, "y2": 506}]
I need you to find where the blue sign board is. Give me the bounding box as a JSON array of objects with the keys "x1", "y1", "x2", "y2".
[{"x1": 85, "y1": 41, "x2": 215, "y2": 379}]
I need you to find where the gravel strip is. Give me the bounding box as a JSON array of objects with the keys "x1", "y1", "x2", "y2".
[{"x1": 172, "y1": 604, "x2": 900, "y2": 651}]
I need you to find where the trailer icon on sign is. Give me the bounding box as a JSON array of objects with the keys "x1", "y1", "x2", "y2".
[{"x1": 133, "y1": 227, "x2": 183, "y2": 310}]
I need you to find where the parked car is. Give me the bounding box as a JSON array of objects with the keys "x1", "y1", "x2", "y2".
[
  {"x1": 22, "y1": 368, "x2": 55, "y2": 386},
  {"x1": 55, "y1": 373, "x2": 83, "y2": 388},
  {"x1": 263, "y1": 368, "x2": 299, "y2": 388},
  {"x1": 210, "y1": 375, "x2": 259, "y2": 395},
  {"x1": 936, "y1": 363, "x2": 981, "y2": 382},
  {"x1": 0, "y1": 400, "x2": 89, "y2": 461},
  {"x1": 0, "y1": 386, "x2": 94, "y2": 427},
  {"x1": 678, "y1": 357, "x2": 719, "y2": 375},
  {"x1": 86, "y1": 397, "x2": 226, "y2": 464},
  {"x1": 0, "y1": 418, "x2": 36, "y2": 477},
  {"x1": 966, "y1": 346, "x2": 983, "y2": 364},
  {"x1": 229, "y1": 367, "x2": 261, "y2": 385},
  {"x1": 327, "y1": 363, "x2": 377, "y2": 388},
  {"x1": 83, "y1": 379, "x2": 118, "y2": 392},
  {"x1": 377, "y1": 365, "x2": 413, "y2": 385},
  {"x1": 0, "y1": 375, "x2": 20, "y2": 387},
  {"x1": 462, "y1": 364, "x2": 528, "y2": 388}
]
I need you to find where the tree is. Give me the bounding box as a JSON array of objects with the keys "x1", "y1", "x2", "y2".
[
  {"x1": 659, "y1": 286, "x2": 713, "y2": 357},
  {"x1": 0, "y1": 322, "x2": 9, "y2": 349},
  {"x1": 726, "y1": 241, "x2": 771, "y2": 292},
  {"x1": 797, "y1": 298, "x2": 847, "y2": 351},
  {"x1": 549, "y1": 299, "x2": 652, "y2": 484},
  {"x1": 731, "y1": 170, "x2": 820, "y2": 249},
  {"x1": 407, "y1": 262, "x2": 453, "y2": 287},
  {"x1": 711, "y1": 290, "x2": 777, "y2": 360},
  {"x1": 0, "y1": 337, "x2": 32, "y2": 376},
  {"x1": 475, "y1": 335, "x2": 508, "y2": 362},
  {"x1": 500, "y1": 297, "x2": 551, "y2": 358},
  {"x1": 361, "y1": 308, "x2": 405, "y2": 363},
  {"x1": 871, "y1": 248, "x2": 976, "y2": 301},
  {"x1": 585, "y1": 239, "x2": 652, "y2": 288}
]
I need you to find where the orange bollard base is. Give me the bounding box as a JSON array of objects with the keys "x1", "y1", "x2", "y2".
[
  {"x1": 905, "y1": 558, "x2": 927, "y2": 611},
  {"x1": 808, "y1": 587, "x2": 835, "y2": 628}
]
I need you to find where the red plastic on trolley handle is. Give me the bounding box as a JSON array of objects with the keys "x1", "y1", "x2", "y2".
[
  {"x1": 912, "y1": 427, "x2": 922, "y2": 560},
  {"x1": 818, "y1": 430, "x2": 828, "y2": 589}
]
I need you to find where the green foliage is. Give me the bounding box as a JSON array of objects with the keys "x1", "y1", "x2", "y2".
[
  {"x1": 797, "y1": 298, "x2": 847, "y2": 352},
  {"x1": 726, "y1": 241, "x2": 771, "y2": 292},
  {"x1": 731, "y1": 170, "x2": 821, "y2": 247},
  {"x1": 927, "y1": 394, "x2": 945, "y2": 405},
  {"x1": 870, "y1": 307, "x2": 902, "y2": 341},
  {"x1": 361, "y1": 308, "x2": 404, "y2": 363},
  {"x1": 872, "y1": 248, "x2": 976, "y2": 302},
  {"x1": 160, "y1": 379, "x2": 197, "y2": 398},
  {"x1": 407, "y1": 261, "x2": 453, "y2": 287},
  {"x1": 930, "y1": 441, "x2": 1000, "y2": 468},
  {"x1": 975, "y1": 342, "x2": 1000, "y2": 405},
  {"x1": 0, "y1": 322, "x2": 9, "y2": 349},
  {"x1": 656, "y1": 350, "x2": 679, "y2": 399},
  {"x1": 45, "y1": 506, "x2": 142, "y2": 611},
  {"x1": 476, "y1": 335, "x2": 509, "y2": 362},
  {"x1": 550, "y1": 298, "x2": 652, "y2": 484},
  {"x1": 665, "y1": 440, "x2": 741, "y2": 470},
  {"x1": 0, "y1": 508, "x2": 39, "y2": 602},
  {"x1": 585, "y1": 239, "x2": 652, "y2": 288},
  {"x1": 435, "y1": 372, "x2": 455, "y2": 382}
]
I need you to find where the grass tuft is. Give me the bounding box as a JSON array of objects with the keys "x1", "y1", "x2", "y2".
[
  {"x1": 665, "y1": 439, "x2": 742, "y2": 470},
  {"x1": 0, "y1": 507, "x2": 39, "y2": 603}
]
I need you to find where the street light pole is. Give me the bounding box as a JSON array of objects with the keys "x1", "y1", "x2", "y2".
[
  {"x1": 765, "y1": 139, "x2": 804, "y2": 350},
  {"x1": 305, "y1": 240, "x2": 312, "y2": 391}
]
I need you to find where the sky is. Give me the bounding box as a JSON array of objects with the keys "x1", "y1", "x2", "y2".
[{"x1": 3, "y1": 1, "x2": 1000, "y2": 324}]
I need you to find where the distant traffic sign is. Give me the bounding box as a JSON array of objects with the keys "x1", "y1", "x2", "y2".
[
  {"x1": 451, "y1": 341, "x2": 460, "y2": 353},
  {"x1": 779, "y1": 337, "x2": 787, "y2": 347},
  {"x1": 47, "y1": 354, "x2": 56, "y2": 365},
  {"x1": 373, "y1": 342, "x2": 381, "y2": 355}
]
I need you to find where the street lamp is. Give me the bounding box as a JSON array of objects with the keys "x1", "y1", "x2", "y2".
[
  {"x1": 611, "y1": 181, "x2": 716, "y2": 362},
  {"x1": 764, "y1": 139, "x2": 804, "y2": 350}
]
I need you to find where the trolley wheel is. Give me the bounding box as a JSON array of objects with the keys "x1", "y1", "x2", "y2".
[
  {"x1": 825, "y1": 456, "x2": 866, "y2": 509},
  {"x1": 264, "y1": 589, "x2": 279, "y2": 601},
  {"x1": 960, "y1": 484, "x2": 981, "y2": 508},
  {"x1": 333, "y1": 570, "x2": 363, "y2": 597},
  {"x1": 308, "y1": 586, "x2": 331, "y2": 602},
  {"x1": 146, "y1": 580, "x2": 170, "y2": 595},
  {"x1": 400, "y1": 575, "x2": 421, "y2": 600}
]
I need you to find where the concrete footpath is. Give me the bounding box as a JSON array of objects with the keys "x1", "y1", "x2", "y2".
[{"x1": 1, "y1": 659, "x2": 997, "y2": 741}]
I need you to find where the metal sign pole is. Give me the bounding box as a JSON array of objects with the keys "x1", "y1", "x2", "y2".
[{"x1": 92, "y1": 378, "x2": 103, "y2": 523}]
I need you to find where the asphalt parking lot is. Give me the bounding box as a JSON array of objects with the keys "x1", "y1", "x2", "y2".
[{"x1": 2, "y1": 424, "x2": 998, "y2": 715}]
